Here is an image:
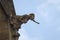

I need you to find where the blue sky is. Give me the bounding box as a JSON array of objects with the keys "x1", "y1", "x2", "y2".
[{"x1": 13, "y1": 0, "x2": 60, "y2": 40}]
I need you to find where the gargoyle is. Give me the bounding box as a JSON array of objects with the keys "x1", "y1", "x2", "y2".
[
  {"x1": 0, "y1": 0, "x2": 39, "y2": 31},
  {"x1": 10, "y1": 13, "x2": 39, "y2": 31},
  {"x1": 0, "y1": 0, "x2": 39, "y2": 39}
]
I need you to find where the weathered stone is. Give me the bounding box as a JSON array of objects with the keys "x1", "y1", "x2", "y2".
[{"x1": 0, "y1": 0, "x2": 39, "y2": 40}]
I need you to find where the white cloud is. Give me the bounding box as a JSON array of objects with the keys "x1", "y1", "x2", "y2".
[
  {"x1": 47, "y1": 0, "x2": 60, "y2": 11},
  {"x1": 18, "y1": 29, "x2": 29, "y2": 40},
  {"x1": 36, "y1": 0, "x2": 60, "y2": 23},
  {"x1": 36, "y1": 3, "x2": 49, "y2": 23},
  {"x1": 47, "y1": 0, "x2": 60, "y2": 4},
  {"x1": 18, "y1": 28, "x2": 40, "y2": 40}
]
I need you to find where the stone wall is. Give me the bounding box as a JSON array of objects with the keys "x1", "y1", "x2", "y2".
[{"x1": 0, "y1": 3, "x2": 9, "y2": 40}]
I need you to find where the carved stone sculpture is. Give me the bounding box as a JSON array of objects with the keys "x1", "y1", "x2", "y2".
[{"x1": 0, "y1": 0, "x2": 39, "y2": 40}]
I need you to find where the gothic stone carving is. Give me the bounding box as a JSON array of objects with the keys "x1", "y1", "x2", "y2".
[{"x1": 0, "y1": 0, "x2": 39, "y2": 40}]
